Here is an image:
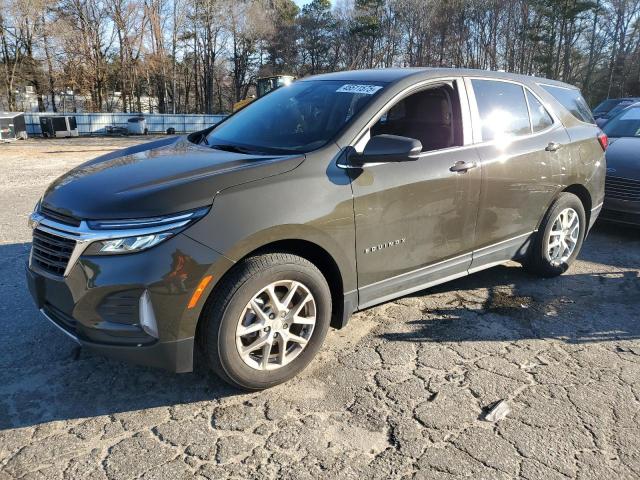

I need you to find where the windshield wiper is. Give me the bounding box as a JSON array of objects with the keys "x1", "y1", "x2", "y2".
[
  {"x1": 210, "y1": 143, "x2": 257, "y2": 154},
  {"x1": 210, "y1": 142, "x2": 299, "y2": 155}
]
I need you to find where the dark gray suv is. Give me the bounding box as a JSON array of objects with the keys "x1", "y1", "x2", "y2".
[{"x1": 27, "y1": 68, "x2": 606, "y2": 390}]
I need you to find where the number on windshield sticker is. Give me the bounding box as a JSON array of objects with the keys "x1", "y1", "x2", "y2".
[{"x1": 336, "y1": 84, "x2": 383, "y2": 95}]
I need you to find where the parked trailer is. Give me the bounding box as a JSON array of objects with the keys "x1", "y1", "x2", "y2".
[
  {"x1": 24, "y1": 113, "x2": 226, "y2": 136},
  {"x1": 0, "y1": 112, "x2": 27, "y2": 141},
  {"x1": 39, "y1": 116, "x2": 79, "y2": 138}
]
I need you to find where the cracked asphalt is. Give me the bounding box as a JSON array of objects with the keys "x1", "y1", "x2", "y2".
[{"x1": 1, "y1": 137, "x2": 639, "y2": 479}]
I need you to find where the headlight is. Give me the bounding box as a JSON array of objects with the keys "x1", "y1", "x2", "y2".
[
  {"x1": 86, "y1": 232, "x2": 175, "y2": 254},
  {"x1": 28, "y1": 198, "x2": 42, "y2": 229},
  {"x1": 84, "y1": 207, "x2": 209, "y2": 255}
]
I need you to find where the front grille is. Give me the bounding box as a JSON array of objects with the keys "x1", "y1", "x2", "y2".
[
  {"x1": 605, "y1": 176, "x2": 640, "y2": 202},
  {"x1": 41, "y1": 206, "x2": 81, "y2": 227},
  {"x1": 31, "y1": 228, "x2": 75, "y2": 276},
  {"x1": 600, "y1": 208, "x2": 640, "y2": 225}
]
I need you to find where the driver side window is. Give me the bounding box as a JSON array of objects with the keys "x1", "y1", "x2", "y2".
[{"x1": 369, "y1": 83, "x2": 464, "y2": 152}]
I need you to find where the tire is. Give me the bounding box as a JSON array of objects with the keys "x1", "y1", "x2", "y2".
[
  {"x1": 525, "y1": 192, "x2": 586, "y2": 277},
  {"x1": 200, "y1": 253, "x2": 332, "y2": 390}
]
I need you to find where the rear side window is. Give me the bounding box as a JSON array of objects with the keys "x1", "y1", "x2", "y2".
[
  {"x1": 472, "y1": 79, "x2": 531, "y2": 141},
  {"x1": 541, "y1": 85, "x2": 594, "y2": 124},
  {"x1": 526, "y1": 91, "x2": 553, "y2": 132}
]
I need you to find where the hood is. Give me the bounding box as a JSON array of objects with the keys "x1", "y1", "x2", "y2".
[
  {"x1": 41, "y1": 136, "x2": 304, "y2": 220},
  {"x1": 606, "y1": 137, "x2": 640, "y2": 179}
]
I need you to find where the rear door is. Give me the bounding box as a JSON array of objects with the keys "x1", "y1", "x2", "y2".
[
  {"x1": 349, "y1": 78, "x2": 482, "y2": 308},
  {"x1": 465, "y1": 78, "x2": 571, "y2": 270}
]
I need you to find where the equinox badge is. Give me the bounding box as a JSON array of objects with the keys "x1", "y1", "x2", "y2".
[{"x1": 364, "y1": 238, "x2": 406, "y2": 254}]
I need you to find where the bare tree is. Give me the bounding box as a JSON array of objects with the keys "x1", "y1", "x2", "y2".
[{"x1": 2, "y1": 0, "x2": 640, "y2": 112}]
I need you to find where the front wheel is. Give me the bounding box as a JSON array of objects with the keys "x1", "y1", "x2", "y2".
[
  {"x1": 199, "y1": 253, "x2": 331, "y2": 390},
  {"x1": 525, "y1": 192, "x2": 586, "y2": 277}
]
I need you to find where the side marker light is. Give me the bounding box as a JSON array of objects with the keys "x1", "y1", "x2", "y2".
[{"x1": 188, "y1": 275, "x2": 213, "y2": 309}]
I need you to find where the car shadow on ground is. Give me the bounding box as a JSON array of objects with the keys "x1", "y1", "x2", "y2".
[
  {"x1": 1, "y1": 222, "x2": 637, "y2": 430},
  {"x1": 379, "y1": 221, "x2": 640, "y2": 345}
]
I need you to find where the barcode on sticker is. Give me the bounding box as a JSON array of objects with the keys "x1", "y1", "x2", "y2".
[{"x1": 336, "y1": 84, "x2": 383, "y2": 95}]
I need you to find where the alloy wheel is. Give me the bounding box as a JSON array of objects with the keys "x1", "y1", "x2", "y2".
[
  {"x1": 546, "y1": 207, "x2": 580, "y2": 266},
  {"x1": 235, "y1": 280, "x2": 316, "y2": 371}
]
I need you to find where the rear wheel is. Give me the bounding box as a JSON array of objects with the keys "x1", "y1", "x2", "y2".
[
  {"x1": 200, "y1": 253, "x2": 331, "y2": 390},
  {"x1": 525, "y1": 192, "x2": 586, "y2": 277}
]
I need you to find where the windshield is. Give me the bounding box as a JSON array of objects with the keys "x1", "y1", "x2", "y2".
[
  {"x1": 205, "y1": 80, "x2": 386, "y2": 154},
  {"x1": 603, "y1": 106, "x2": 640, "y2": 138},
  {"x1": 593, "y1": 99, "x2": 620, "y2": 114},
  {"x1": 605, "y1": 101, "x2": 634, "y2": 119}
]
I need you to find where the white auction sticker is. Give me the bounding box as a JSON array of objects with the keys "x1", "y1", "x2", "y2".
[{"x1": 336, "y1": 84, "x2": 383, "y2": 95}]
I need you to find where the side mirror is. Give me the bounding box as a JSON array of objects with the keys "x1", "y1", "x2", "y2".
[{"x1": 349, "y1": 134, "x2": 422, "y2": 166}]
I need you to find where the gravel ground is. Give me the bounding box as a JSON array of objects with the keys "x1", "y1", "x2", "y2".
[{"x1": 1, "y1": 137, "x2": 639, "y2": 480}]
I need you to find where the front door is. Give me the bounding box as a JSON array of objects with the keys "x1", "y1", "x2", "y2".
[{"x1": 349, "y1": 79, "x2": 481, "y2": 308}]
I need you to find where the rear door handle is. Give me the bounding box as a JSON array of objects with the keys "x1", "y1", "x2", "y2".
[
  {"x1": 449, "y1": 160, "x2": 477, "y2": 173},
  {"x1": 545, "y1": 142, "x2": 562, "y2": 152}
]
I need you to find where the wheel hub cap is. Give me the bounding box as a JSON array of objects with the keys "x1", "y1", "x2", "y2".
[{"x1": 235, "y1": 280, "x2": 317, "y2": 371}]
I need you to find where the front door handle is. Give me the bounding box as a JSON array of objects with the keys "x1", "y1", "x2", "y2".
[
  {"x1": 545, "y1": 142, "x2": 562, "y2": 152},
  {"x1": 449, "y1": 160, "x2": 477, "y2": 173}
]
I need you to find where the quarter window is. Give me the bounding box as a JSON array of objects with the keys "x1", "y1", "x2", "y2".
[
  {"x1": 472, "y1": 79, "x2": 531, "y2": 141},
  {"x1": 526, "y1": 90, "x2": 553, "y2": 132},
  {"x1": 540, "y1": 84, "x2": 595, "y2": 124}
]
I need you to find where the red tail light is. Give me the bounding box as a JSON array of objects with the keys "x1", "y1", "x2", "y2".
[{"x1": 597, "y1": 132, "x2": 608, "y2": 151}]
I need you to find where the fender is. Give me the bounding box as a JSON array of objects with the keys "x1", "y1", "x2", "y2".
[
  {"x1": 185, "y1": 144, "x2": 357, "y2": 296},
  {"x1": 186, "y1": 222, "x2": 356, "y2": 296}
]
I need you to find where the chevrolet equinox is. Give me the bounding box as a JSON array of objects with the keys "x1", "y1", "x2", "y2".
[{"x1": 27, "y1": 69, "x2": 606, "y2": 390}]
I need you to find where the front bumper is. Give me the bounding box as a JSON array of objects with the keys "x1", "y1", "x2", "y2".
[
  {"x1": 589, "y1": 202, "x2": 603, "y2": 231},
  {"x1": 26, "y1": 233, "x2": 233, "y2": 372},
  {"x1": 600, "y1": 197, "x2": 640, "y2": 226},
  {"x1": 38, "y1": 306, "x2": 195, "y2": 371}
]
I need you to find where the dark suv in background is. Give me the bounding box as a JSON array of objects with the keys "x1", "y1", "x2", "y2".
[
  {"x1": 593, "y1": 97, "x2": 640, "y2": 126},
  {"x1": 27, "y1": 68, "x2": 606, "y2": 390},
  {"x1": 600, "y1": 102, "x2": 640, "y2": 225}
]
